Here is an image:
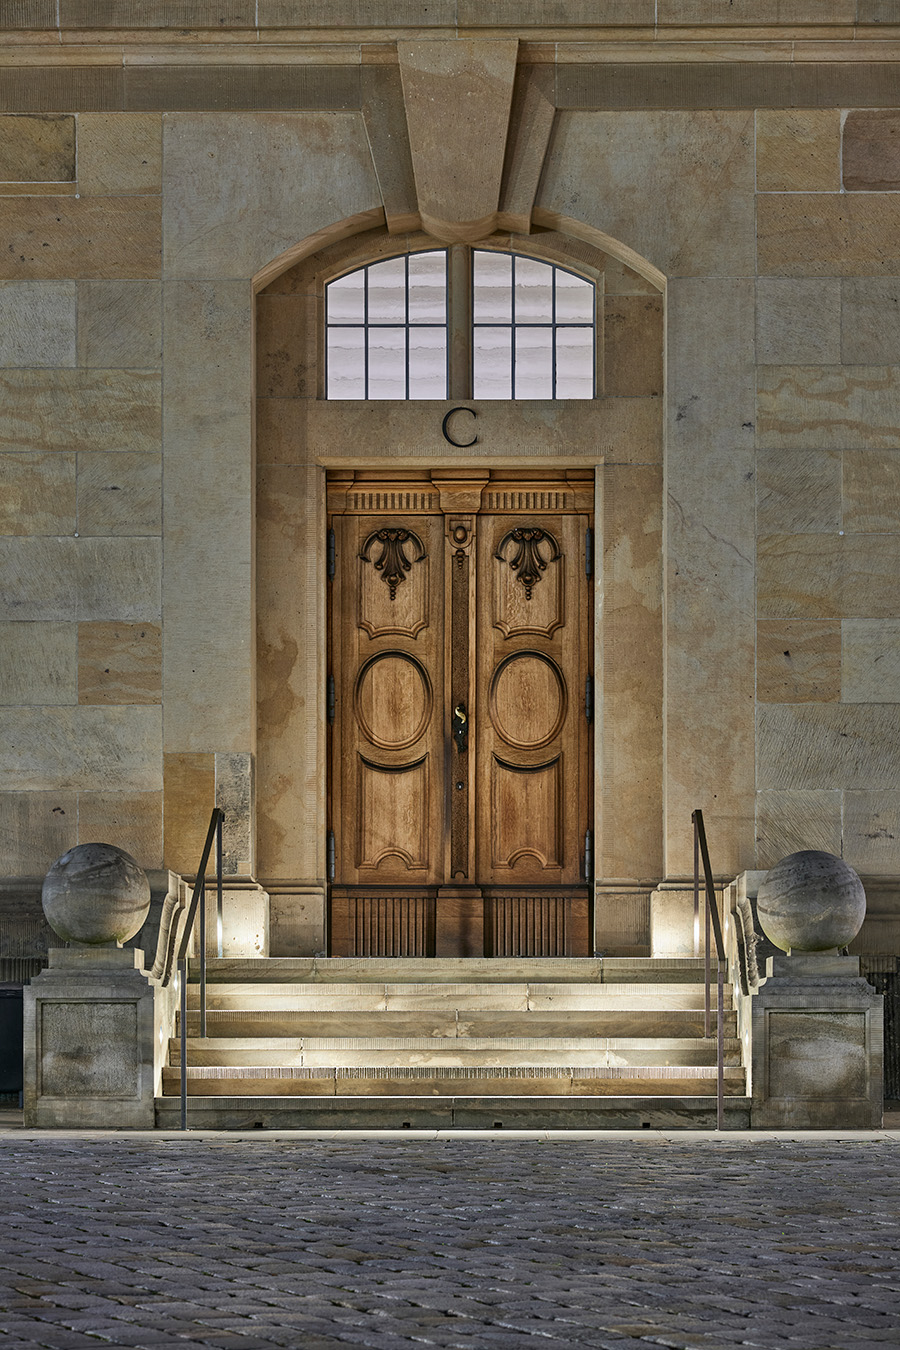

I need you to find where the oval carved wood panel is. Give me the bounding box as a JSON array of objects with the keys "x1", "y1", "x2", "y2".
[
  {"x1": 355, "y1": 653, "x2": 433, "y2": 750},
  {"x1": 489, "y1": 652, "x2": 566, "y2": 750}
]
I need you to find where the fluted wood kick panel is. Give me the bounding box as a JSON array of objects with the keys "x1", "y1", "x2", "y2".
[
  {"x1": 330, "y1": 891, "x2": 436, "y2": 959},
  {"x1": 485, "y1": 892, "x2": 590, "y2": 959}
]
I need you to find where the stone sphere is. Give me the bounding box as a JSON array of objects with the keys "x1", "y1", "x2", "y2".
[
  {"x1": 42, "y1": 842, "x2": 151, "y2": 945},
  {"x1": 757, "y1": 850, "x2": 866, "y2": 953}
]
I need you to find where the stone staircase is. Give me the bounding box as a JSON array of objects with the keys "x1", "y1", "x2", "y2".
[{"x1": 155, "y1": 957, "x2": 750, "y2": 1129}]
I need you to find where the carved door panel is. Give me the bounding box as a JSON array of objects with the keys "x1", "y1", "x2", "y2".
[{"x1": 328, "y1": 472, "x2": 592, "y2": 958}]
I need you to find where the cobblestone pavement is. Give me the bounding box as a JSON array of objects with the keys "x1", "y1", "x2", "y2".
[{"x1": 1, "y1": 1131, "x2": 899, "y2": 1350}]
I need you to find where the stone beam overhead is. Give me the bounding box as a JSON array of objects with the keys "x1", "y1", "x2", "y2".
[{"x1": 398, "y1": 39, "x2": 518, "y2": 244}]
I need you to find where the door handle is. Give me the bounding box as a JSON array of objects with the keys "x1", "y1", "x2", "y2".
[{"x1": 452, "y1": 703, "x2": 468, "y2": 753}]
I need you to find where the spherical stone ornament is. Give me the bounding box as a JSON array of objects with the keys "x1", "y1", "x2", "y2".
[
  {"x1": 42, "y1": 842, "x2": 151, "y2": 945},
  {"x1": 757, "y1": 850, "x2": 866, "y2": 953}
]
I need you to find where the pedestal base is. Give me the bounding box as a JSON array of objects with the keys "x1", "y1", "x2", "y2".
[{"x1": 23, "y1": 946, "x2": 161, "y2": 1129}]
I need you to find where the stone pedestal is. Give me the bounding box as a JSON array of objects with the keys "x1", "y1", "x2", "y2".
[
  {"x1": 23, "y1": 946, "x2": 164, "y2": 1129},
  {"x1": 650, "y1": 885, "x2": 724, "y2": 956},
  {"x1": 750, "y1": 954, "x2": 883, "y2": 1130}
]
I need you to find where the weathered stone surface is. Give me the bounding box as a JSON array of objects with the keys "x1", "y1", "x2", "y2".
[
  {"x1": 162, "y1": 113, "x2": 378, "y2": 280},
  {"x1": 756, "y1": 109, "x2": 841, "y2": 193},
  {"x1": 398, "y1": 39, "x2": 518, "y2": 243},
  {"x1": 0, "y1": 281, "x2": 76, "y2": 366},
  {"x1": 841, "y1": 277, "x2": 900, "y2": 365},
  {"x1": 604, "y1": 295, "x2": 663, "y2": 397},
  {"x1": 77, "y1": 621, "x2": 162, "y2": 705},
  {"x1": 843, "y1": 110, "x2": 900, "y2": 192},
  {"x1": 76, "y1": 281, "x2": 162, "y2": 369},
  {"x1": 497, "y1": 64, "x2": 555, "y2": 234},
  {"x1": 843, "y1": 449, "x2": 900, "y2": 533},
  {"x1": 0, "y1": 114, "x2": 74, "y2": 182},
  {"x1": 42, "y1": 841, "x2": 150, "y2": 945},
  {"x1": 758, "y1": 531, "x2": 900, "y2": 620},
  {"x1": 0, "y1": 621, "x2": 76, "y2": 707},
  {"x1": 757, "y1": 365, "x2": 900, "y2": 450},
  {"x1": 0, "y1": 369, "x2": 161, "y2": 454},
  {"x1": 76, "y1": 452, "x2": 162, "y2": 537},
  {"x1": 76, "y1": 790, "x2": 163, "y2": 871},
  {"x1": 842, "y1": 619, "x2": 900, "y2": 704},
  {"x1": 758, "y1": 703, "x2": 900, "y2": 790},
  {"x1": 163, "y1": 751, "x2": 215, "y2": 878},
  {"x1": 664, "y1": 277, "x2": 756, "y2": 876},
  {"x1": 756, "y1": 449, "x2": 841, "y2": 534},
  {"x1": 0, "y1": 789, "x2": 77, "y2": 876},
  {"x1": 216, "y1": 750, "x2": 254, "y2": 876},
  {"x1": 756, "y1": 278, "x2": 841, "y2": 366},
  {"x1": 758, "y1": 194, "x2": 900, "y2": 276},
  {"x1": 659, "y1": 0, "x2": 855, "y2": 16},
  {"x1": 0, "y1": 705, "x2": 162, "y2": 791},
  {"x1": 0, "y1": 197, "x2": 161, "y2": 280},
  {"x1": 0, "y1": 453, "x2": 76, "y2": 536},
  {"x1": 600, "y1": 464, "x2": 663, "y2": 881},
  {"x1": 538, "y1": 111, "x2": 755, "y2": 278},
  {"x1": 75, "y1": 538, "x2": 161, "y2": 622},
  {"x1": 162, "y1": 281, "x2": 253, "y2": 751},
  {"x1": 756, "y1": 790, "x2": 843, "y2": 870},
  {"x1": 255, "y1": 294, "x2": 315, "y2": 398},
  {"x1": 757, "y1": 850, "x2": 865, "y2": 953},
  {"x1": 77, "y1": 113, "x2": 161, "y2": 196},
  {"x1": 60, "y1": 0, "x2": 255, "y2": 26},
  {"x1": 844, "y1": 791, "x2": 900, "y2": 879},
  {"x1": 756, "y1": 620, "x2": 840, "y2": 703},
  {"x1": 256, "y1": 462, "x2": 324, "y2": 884},
  {"x1": 0, "y1": 537, "x2": 78, "y2": 620}
]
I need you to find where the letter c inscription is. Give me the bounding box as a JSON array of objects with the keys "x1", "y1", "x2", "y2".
[{"x1": 441, "y1": 406, "x2": 478, "y2": 448}]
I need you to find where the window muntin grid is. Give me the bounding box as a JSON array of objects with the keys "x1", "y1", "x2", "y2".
[
  {"x1": 472, "y1": 251, "x2": 595, "y2": 400},
  {"x1": 325, "y1": 248, "x2": 595, "y2": 401},
  {"x1": 326, "y1": 250, "x2": 449, "y2": 399}
]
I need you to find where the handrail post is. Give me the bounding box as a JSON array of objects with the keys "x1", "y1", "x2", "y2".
[
  {"x1": 717, "y1": 964, "x2": 725, "y2": 1132},
  {"x1": 693, "y1": 817, "x2": 700, "y2": 958},
  {"x1": 216, "y1": 815, "x2": 224, "y2": 959},
  {"x1": 198, "y1": 875, "x2": 207, "y2": 1040},
  {"x1": 179, "y1": 957, "x2": 187, "y2": 1131},
  {"x1": 704, "y1": 876, "x2": 711, "y2": 1038}
]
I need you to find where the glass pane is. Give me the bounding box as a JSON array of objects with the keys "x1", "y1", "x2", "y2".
[
  {"x1": 327, "y1": 270, "x2": 365, "y2": 324},
  {"x1": 473, "y1": 326, "x2": 512, "y2": 399},
  {"x1": 408, "y1": 250, "x2": 447, "y2": 324},
  {"x1": 473, "y1": 251, "x2": 512, "y2": 323},
  {"x1": 408, "y1": 327, "x2": 447, "y2": 399},
  {"x1": 514, "y1": 326, "x2": 553, "y2": 399},
  {"x1": 555, "y1": 267, "x2": 594, "y2": 322},
  {"x1": 514, "y1": 256, "x2": 553, "y2": 323},
  {"x1": 366, "y1": 255, "x2": 407, "y2": 323},
  {"x1": 554, "y1": 326, "x2": 595, "y2": 399},
  {"x1": 367, "y1": 326, "x2": 406, "y2": 399},
  {"x1": 326, "y1": 327, "x2": 366, "y2": 399}
]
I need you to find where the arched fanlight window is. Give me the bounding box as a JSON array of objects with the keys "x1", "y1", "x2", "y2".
[{"x1": 325, "y1": 248, "x2": 595, "y2": 401}]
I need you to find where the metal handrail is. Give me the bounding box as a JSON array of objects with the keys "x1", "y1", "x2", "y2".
[
  {"x1": 177, "y1": 807, "x2": 225, "y2": 1131},
  {"x1": 692, "y1": 809, "x2": 726, "y2": 1131}
]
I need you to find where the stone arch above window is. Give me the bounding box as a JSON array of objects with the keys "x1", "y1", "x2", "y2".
[{"x1": 324, "y1": 246, "x2": 597, "y2": 402}]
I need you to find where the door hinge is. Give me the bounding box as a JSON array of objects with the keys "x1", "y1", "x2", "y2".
[
  {"x1": 584, "y1": 829, "x2": 593, "y2": 884},
  {"x1": 585, "y1": 674, "x2": 593, "y2": 723},
  {"x1": 327, "y1": 674, "x2": 335, "y2": 723},
  {"x1": 327, "y1": 830, "x2": 335, "y2": 883},
  {"x1": 327, "y1": 528, "x2": 336, "y2": 580},
  {"x1": 585, "y1": 527, "x2": 593, "y2": 579}
]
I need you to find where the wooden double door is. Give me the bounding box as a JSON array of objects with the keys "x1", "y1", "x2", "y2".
[{"x1": 327, "y1": 470, "x2": 593, "y2": 957}]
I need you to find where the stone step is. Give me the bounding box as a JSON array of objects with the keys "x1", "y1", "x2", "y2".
[
  {"x1": 171, "y1": 1035, "x2": 742, "y2": 1068},
  {"x1": 155, "y1": 1093, "x2": 752, "y2": 1130},
  {"x1": 177, "y1": 1008, "x2": 737, "y2": 1039},
  {"x1": 161, "y1": 1065, "x2": 746, "y2": 1097},
  {"x1": 185, "y1": 982, "x2": 732, "y2": 1012},
  {"x1": 191, "y1": 957, "x2": 715, "y2": 985}
]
